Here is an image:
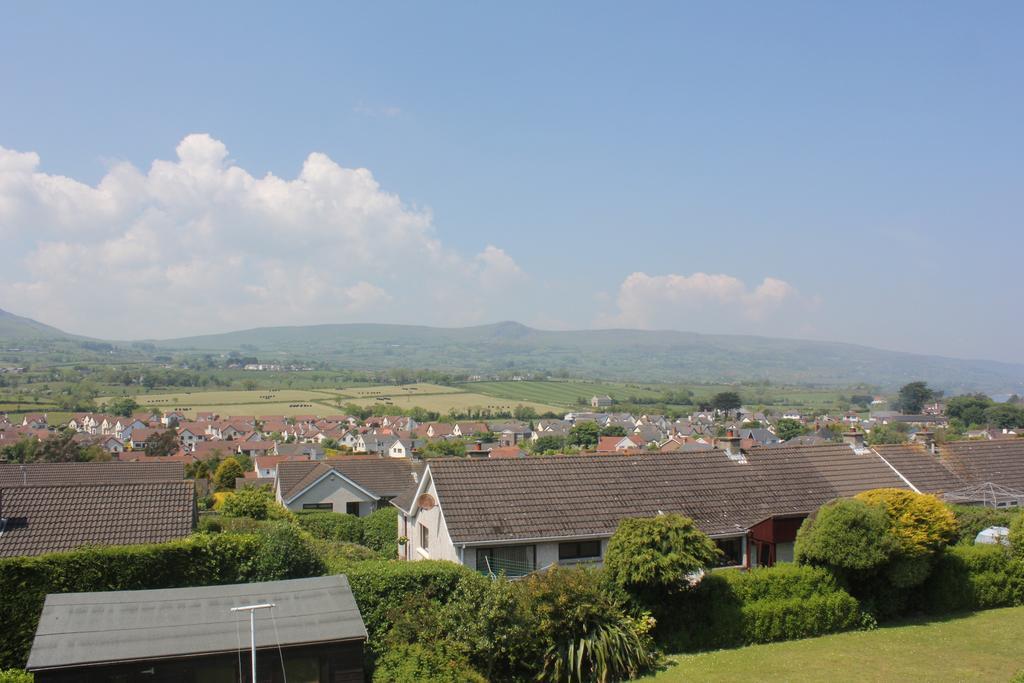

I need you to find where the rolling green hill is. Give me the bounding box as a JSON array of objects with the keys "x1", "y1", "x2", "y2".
[
  {"x1": 2, "y1": 310, "x2": 1021, "y2": 392},
  {"x1": 153, "y1": 321, "x2": 1024, "y2": 393}
]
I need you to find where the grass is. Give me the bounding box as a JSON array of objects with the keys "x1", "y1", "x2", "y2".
[
  {"x1": 99, "y1": 383, "x2": 561, "y2": 418},
  {"x1": 647, "y1": 607, "x2": 1024, "y2": 682}
]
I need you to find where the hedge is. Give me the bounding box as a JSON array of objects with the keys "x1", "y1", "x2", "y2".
[
  {"x1": 664, "y1": 565, "x2": 861, "y2": 651},
  {"x1": 362, "y1": 507, "x2": 400, "y2": 558},
  {"x1": 919, "y1": 544, "x2": 1024, "y2": 613},
  {"x1": 0, "y1": 528, "x2": 323, "y2": 669},
  {"x1": 0, "y1": 671, "x2": 32, "y2": 683},
  {"x1": 296, "y1": 511, "x2": 365, "y2": 544},
  {"x1": 345, "y1": 560, "x2": 486, "y2": 659}
]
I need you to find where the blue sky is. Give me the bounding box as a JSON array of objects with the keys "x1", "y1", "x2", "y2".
[{"x1": 0, "y1": 1, "x2": 1021, "y2": 363}]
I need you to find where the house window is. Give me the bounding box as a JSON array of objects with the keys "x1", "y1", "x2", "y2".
[
  {"x1": 346, "y1": 502, "x2": 360, "y2": 516},
  {"x1": 714, "y1": 537, "x2": 744, "y2": 567},
  {"x1": 558, "y1": 540, "x2": 602, "y2": 561},
  {"x1": 302, "y1": 503, "x2": 333, "y2": 511},
  {"x1": 476, "y1": 545, "x2": 536, "y2": 577},
  {"x1": 420, "y1": 524, "x2": 430, "y2": 550}
]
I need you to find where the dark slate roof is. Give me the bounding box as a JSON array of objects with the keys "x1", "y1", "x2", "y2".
[
  {"x1": 424, "y1": 446, "x2": 912, "y2": 545},
  {"x1": 0, "y1": 481, "x2": 195, "y2": 558},
  {"x1": 279, "y1": 458, "x2": 424, "y2": 501},
  {"x1": 938, "y1": 440, "x2": 1024, "y2": 491},
  {"x1": 873, "y1": 444, "x2": 965, "y2": 494},
  {"x1": 0, "y1": 462, "x2": 184, "y2": 487},
  {"x1": 27, "y1": 575, "x2": 366, "y2": 671}
]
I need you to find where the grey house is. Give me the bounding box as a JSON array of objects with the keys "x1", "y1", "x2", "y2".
[{"x1": 27, "y1": 575, "x2": 367, "y2": 683}]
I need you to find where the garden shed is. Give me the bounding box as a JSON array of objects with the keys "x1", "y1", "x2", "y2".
[{"x1": 26, "y1": 575, "x2": 366, "y2": 683}]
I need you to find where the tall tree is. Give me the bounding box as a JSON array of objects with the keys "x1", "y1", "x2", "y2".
[
  {"x1": 145, "y1": 429, "x2": 180, "y2": 457},
  {"x1": 896, "y1": 382, "x2": 934, "y2": 414},
  {"x1": 710, "y1": 391, "x2": 742, "y2": 412},
  {"x1": 567, "y1": 421, "x2": 601, "y2": 449}
]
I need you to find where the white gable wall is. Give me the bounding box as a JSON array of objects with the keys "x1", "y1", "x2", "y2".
[{"x1": 285, "y1": 472, "x2": 376, "y2": 516}]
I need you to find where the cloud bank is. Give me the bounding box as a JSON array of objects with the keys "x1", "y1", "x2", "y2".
[
  {"x1": 0, "y1": 134, "x2": 525, "y2": 337},
  {"x1": 598, "y1": 271, "x2": 816, "y2": 335}
]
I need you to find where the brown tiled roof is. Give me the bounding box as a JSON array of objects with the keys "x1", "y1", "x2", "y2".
[
  {"x1": 938, "y1": 440, "x2": 1024, "y2": 491},
  {"x1": 279, "y1": 458, "x2": 424, "y2": 501},
  {"x1": 0, "y1": 462, "x2": 184, "y2": 487},
  {"x1": 0, "y1": 481, "x2": 195, "y2": 557},
  {"x1": 746, "y1": 443, "x2": 910, "y2": 498},
  {"x1": 422, "y1": 446, "x2": 913, "y2": 545},
  {"x1": 873, "y1": 444, "x2": 964, "y2": 493}
]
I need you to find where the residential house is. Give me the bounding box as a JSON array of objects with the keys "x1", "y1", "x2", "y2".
[
  {"x1": 595, "y1": 435, "x2": 643, "y2": 453},
  {"x1": 276, "y1": 458, "x2": 424, "y2": 517},
  {"x1": 0, "y1": 461, "x2": 185, "y2": 486},
  {"x1": 452, "y1": 422, "x2": 489, "y2": 437},
  {"x1": 0, "y1": 480, "x2": 195, "y2": 557},
  {"x1": 394, "y1": 439, "x2": 975, "y2": 575},
  {"x1": 253, "y1": 454, "x2": 312, "y2": 479}
]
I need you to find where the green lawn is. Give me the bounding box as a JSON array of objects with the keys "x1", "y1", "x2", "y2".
[{"x1": 648, "y1": 607, "x2": 1024, "y2": 682}]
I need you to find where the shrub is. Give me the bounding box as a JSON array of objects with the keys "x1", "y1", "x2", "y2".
[
  {"x1": 296, "y1": 511, "x2": 364, "y2": 543},
  {"x1": 604, "y1": 514, "x2": 720, "y2": 609},
  {"x1": 372, "y1": 642, "x2": 486, "y2": 683},
  {"x1": 363, "y1": 507, "x2": 400, "y2": 558},
  {"x1": 220, "y1": 485, "x2": 279, "y2": 520},
  {"x1": 854, "y1": 489, "x2": 957, "y2": 556},
  {"x1": 212, "y1": 457, "x2": 244, "y2": 491},
  {"x1": 919, "y1": 544, "x2": 1024, "y2": 613},
  {"x1": 197, "y1": 515, "x2": 224, "y2": 533},
  {"x1": 948, "y1": 504, "x2": 1022, "y2": 545},
  {"x1": 1011, "y1": 513, "x2": 1024, "y2": 560},
  {"x1": 0, "y1": 671, "x2": 32, "y2": 683},
  {"x1": 245, "y1": 522, "x2": 325, "y2": 581},
  {"x1": 314, "y1": 540, "x2": 380, "y2": 573},
  {"x1": 345, "y1": 560, "x2": 484, "y2": 660},
  {"x1": 795, "y1": 498, "x2": 898, "y2": 581},
  {"x1": 665, "y1": 565, "x2": 861, "y2": 651},
  {"x1": 519, "y1": 567, "x2": 658, "y2": 683}
]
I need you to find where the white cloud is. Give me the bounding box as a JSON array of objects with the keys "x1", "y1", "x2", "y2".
[
  {"x1": 599, "y1": 271, "x2": 813, "y2": 334},
  {"x1": 0, "y1": 134, "x2": 523, "y2": 337}
]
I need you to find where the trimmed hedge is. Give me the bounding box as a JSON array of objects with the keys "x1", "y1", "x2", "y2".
[
  {"x1": 664, "y1": 565, "x2": 861, "y2": 651},
  {"x1": 296, "y1": 511, "x2": 365, "y2": 544},
  {"x1": 0, "y1": 529, "x2": 323, "y2": 669},
  {"x1": 345, "y1": 560, "x2": 485, "y2": 659},
  {"x1": 0, "y1": 671, "x2": 32, "y2": 683},
  {"x1": 363, "y1": 507, "x2": 400, "y2": 558},
  {"x1": 920, "y1": 544, "x2": 1024, "y2": 613}
]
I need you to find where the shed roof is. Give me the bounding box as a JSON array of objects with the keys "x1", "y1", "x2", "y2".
[
  {"x1": 0, "y1": 461, "x2": 184, "y2": 487},
  {"x1": 27, "y1": 575, "x2": 366, "y2": 671}
]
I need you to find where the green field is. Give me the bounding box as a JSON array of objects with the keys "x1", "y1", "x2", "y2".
[
  {"x1": 648, "y1": 607, "x2": 1024, "y2": 682},
  {"x1": 100, "y1": 383, "x2": 561, "y2": 418},
  {"x1": 464, "y1": 380, "x2": 853, "y2": 412}
]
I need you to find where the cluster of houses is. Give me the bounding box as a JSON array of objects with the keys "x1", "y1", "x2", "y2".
[{"x1": 3, "y1": 409, "x2": 1024, "y2": 680}]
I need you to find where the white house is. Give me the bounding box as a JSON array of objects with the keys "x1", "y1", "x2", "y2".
[{"x1": 276, "y1": 458, "x2": 424, "y2": 518}]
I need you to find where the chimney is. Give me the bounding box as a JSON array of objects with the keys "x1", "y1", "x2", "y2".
[
  {"x1": 843, "y1": 429, "x2": 865, "y2": 449},
  {"x1": 720, "y1": 428, "x2": 742, "y2": 456},
  {"x1": 475, "y1": 440, "x2": 483, "y2": 451},
  {"x1": 917, "y1": 430, "x2": 936, "y2": 454}
]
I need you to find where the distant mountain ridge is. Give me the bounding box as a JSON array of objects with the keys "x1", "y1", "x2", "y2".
[{"x1": 1, "y1": 309, "x2": 1022, "y2": 392}]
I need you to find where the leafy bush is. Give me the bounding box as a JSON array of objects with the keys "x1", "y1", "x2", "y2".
[
  {"x1": 220, "y1": 485, "x2": 291, "y2": 521},
  {"x1": 212, "y1": 457, "x2": 244, "y2": 491},
  {"x1": 795, "y1": 498, "x2": 898, "y2": 581},
  {"x1": 949, "y1": 504, "x2": 1022, "y2": 545},
  {"x1": 296, "y1": 510, "x2": 364, "y2": 543},
  {"x1": 363, "y1": 507, "x2": 400, "y2": 558},
  {"x1": 1011, "y1": 513, "x2": 1024, "y2": 560},
  {"x1": 197, "y1": 515, "x2": 223, "y2": 533},
  {"x1": 314, "y1": 540, "x2": 380, "y2": 573},
  {"x1": 0, "y1": 671, "x2": 32, "y2": 683},
  {"x1": 344, "y1": 560, "x2": 484, "y2": 660},
  {"x1": 604, "y1": 514, "x2": 720, "y2": 609},
  {"x1": 854, "y1": 489, "x2": 957, "y2": 557},
  {"x1": 372, "y1": 642, "x2": 486, "y2": 683},
  {"x1": 245, "y1": 522, "x2": 325, "y2": 581},
  {"x1": 518, "y1": 567, "x2": 658, "y2": 683}
]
